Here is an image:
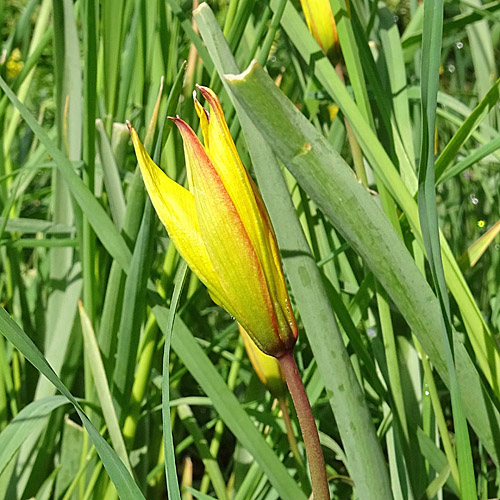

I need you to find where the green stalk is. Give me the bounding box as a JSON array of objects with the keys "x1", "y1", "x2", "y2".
[
  {"x1": 200, "y1": 338, "x2": 244, "y2": 495},
  {"x1": 333, "y1": 62, "x2": 368, "y2": 187},
  {"x1": 414, "y1": 336, "x2": 460, "y2": 489},
  {"x1": 256, "y1": 0, "x2": 287, "y2": 66},
  {"x1": 0, "y1": 337, "x2": 9, "y2": 429},
  {"x1": 278, "y1": 351, "x2": 329, "y2": 500},
  {"x1": 223, "y1": 0, "x2": 240, "y2": 38},
  {"x1": 122, "y1": 314, "x2": 159, "y2": 443},
  {"x1": 278, "y1": 397, "x2": 303, "y2": 470}
]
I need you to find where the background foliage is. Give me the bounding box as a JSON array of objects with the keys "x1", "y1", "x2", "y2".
[{"x1": 0, "y1": 0, "x2": 500, "y2": 499}]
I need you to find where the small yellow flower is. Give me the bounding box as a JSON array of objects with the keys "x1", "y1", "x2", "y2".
[
  {"x1": 477, "y1": 219, "x2": 485, "y2": 228},
  {"x1": 6, "y1": 48, "x2": 23, "y2": 79},
  {"x1": 128, "y1": 86, "x2": 298, "y2": 357},
  {"x1": 239, "y1": 324, "x2": 287, "y2": 398},
  {"x1": 299, "y1": 0, "x2": 341, "y2": 62}
]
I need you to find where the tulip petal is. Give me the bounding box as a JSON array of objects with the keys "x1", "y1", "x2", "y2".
[
  {"x1": 195, "y1": 87, "x2": 297, "y2": 347},
  {"x1": 193, "y1": 92, "x2": 210, "y2": 151},
  {"x1": 172, "y1": 117, "x2": 288, "y2": 355},
  {"x1": 248, "y1": 175, "x2": 298, "y2": 345},
  {"x1": 127, "y1": 122, "x2": 230, "y2": 308},
  {"x1": 299, "y1": 0, "x2": 338, "y2": 58}
]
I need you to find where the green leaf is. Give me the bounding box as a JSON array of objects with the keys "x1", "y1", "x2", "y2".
[
  {"x1": 0, "y1": 76, "x2": 132, "y2": 273},
  {"x1": 224, "y1": 60, "x2": 500, "y2": 468},
  {"x1": 458, "y1": 220, "x2": 500, "y2": 270},
  {"x1": 0, "y1": 396, "x2": 69, "y2": 476},
  {"x1": 436, "y1": 77, "x2": 500, "y2": 182},
  {"x1": 161, "y1": 262, "x2": 188, "y2": 500},
  {"x1": 418, "y1": 1, "x2": 476, "y2": 497},
  {"x1": 0, "y1": 307, "x2": 146, "y2": 500},
  {"x1": 78, "y1": 302, "x2": 132, "y2": 472}
]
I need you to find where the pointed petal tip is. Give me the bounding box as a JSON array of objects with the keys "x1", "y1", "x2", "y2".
[
  {"x1": 125, "y1": 120, "x2": 132, "y2": 131},
  {"x1": 169, "y1": 116, "x2": 193, "y2": 135},
  {"x1": 197, "y1": 85, "x2": 210, "y2": 98},
  {"x1": 196, "y1": 86, "x2": 219, "y2": 111},
  {"x1": 196, "y1": 85, "x2": 216, "y2": 103}
]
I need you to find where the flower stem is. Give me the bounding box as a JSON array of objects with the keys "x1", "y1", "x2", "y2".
[
  {"x1": 278, "y1": 397, "x2": 303, "y2": 469},
  {"x1": 278, "y1": 351, "x2": 330, "y2": 500},
  {"x1": 334, "y1": 61, "x2": 368, "y2": 188}
]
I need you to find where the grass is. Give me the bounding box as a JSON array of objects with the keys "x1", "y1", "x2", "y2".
[{"x1": 0, "y1": 0, "x2": 500, "y2": 499}]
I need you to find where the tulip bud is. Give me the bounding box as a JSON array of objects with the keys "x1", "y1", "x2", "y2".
[
  {"x1": 128, "y1": 86, "x2": 298, "y2": 357},
  {"x1": 299, "y1": 0, "x2": 341, "y2": 63},
  {"x1": 239, "y1": 324, "x2": 287, "y2": 399}
]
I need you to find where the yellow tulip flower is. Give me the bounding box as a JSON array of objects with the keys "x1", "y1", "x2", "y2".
[
  {"x1": 127, "y1": 86, "x2": 297, "y2": 357},
  {"x1": 300, "y1": 0, "x2": 340, "y2": 62}
]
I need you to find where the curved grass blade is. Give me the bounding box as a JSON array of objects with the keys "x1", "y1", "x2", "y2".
[
  {"x1": 418, "y1": 2, "x2": 476, "y2": 497},
  {"x1": 435, "y1": 77, "x2": 500, "y2": 182},
  {"x1": 161, "y1": 261, "x2": 188, "y2": 500},
  {"x1": 0, "y1": 396, "x2": 69, "y2": 477},
  {"x1": 438, "y1": 135, "x2": 500, "y2": 184},
  {"x1": 0, "y1": 307, "x2": 146, "y2": 500}
]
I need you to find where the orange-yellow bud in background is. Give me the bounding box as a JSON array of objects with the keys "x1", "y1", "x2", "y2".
[
  {"x1": 239, "y1": 324, "x2": 287, "y2": 399},
  {"x1": 299, "y1": 0, "x2": 341, "y2": 63},
  {"x1": 128, "y1": 86, "x2": 298, "y2": 357}
]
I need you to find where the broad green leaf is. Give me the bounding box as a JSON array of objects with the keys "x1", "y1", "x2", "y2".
[
  {"x1": 269, "y1": 0, "x2": 500, "y2": 404},
  {"x1": 224, "y1": 60, "x2": 500, "y2": 467}
]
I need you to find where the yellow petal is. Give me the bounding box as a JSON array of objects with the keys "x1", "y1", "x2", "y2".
[
  {"x1": 172, "y1": 117, "x2": 288, "y2": 356},
  {"x1": 193, "y1": 92, "x2": 210, "y2": 151},
  {"x1": 127, "y1": 122, "x2": 230, "y2": 308},
  {"x1": 299, "y1": 0, "x2": 339, "y2": 61},
  {"x1": 248, "y1": 175, "x2": 297, "y2": 344},
  {"x1": 195, "y1": 87, "x2": 297, "y2": 348}
]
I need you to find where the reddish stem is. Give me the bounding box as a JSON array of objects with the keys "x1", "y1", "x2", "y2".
[{"x1": 278, "y1": 351, "x2": 330, "y2": 500}]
